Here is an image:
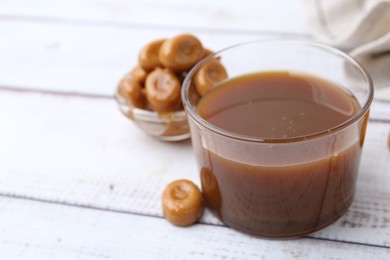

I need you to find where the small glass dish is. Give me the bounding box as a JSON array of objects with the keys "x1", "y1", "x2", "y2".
[{"x1": 115, "y1": 86, "x2": 190, "y2": 141}]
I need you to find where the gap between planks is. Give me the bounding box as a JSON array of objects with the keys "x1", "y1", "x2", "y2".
[
  {"x1": 0, "y1": 0, "x2": 308, "y2": 35},
  {"x1": 0, "y1": 85, "x2": 113, "y2": 100},
  {"x1": 0, "y1": 14, "x2": 310, "y2": 38},
  {"x1": 1, "y1": 85, "x2": 389, "y2": 123},
  {"x1": 1, "y1": 192, "x2": 389, "y2": 252},
  {"x1": 0, "y1": 85, "x2": 389, "y2": 247},
  {"x1": 2, "y1": 195, "x2": 390, "y2": 259}
]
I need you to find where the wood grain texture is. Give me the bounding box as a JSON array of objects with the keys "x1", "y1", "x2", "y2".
[
  {"x1": 2, "y1": 0, "x2": 389, "y2": 117},
  {"x1": 1, "y1": 196, "x2": 389, "y2": 260},
  {"x1": 371, "y1": 101, "x2": 390, "y2": 122},
  {"x1": 0, "y1": 20, "x2": 388, "y2": 122},
  {"x1": 0, "y1": 0, "x2": 307, "y2": 34},
  {"x1": 0, "y1": 89, "x2": 389, "y2": 246},
  {"x1": 0, "y1": 21, "x2": 298, "y2": 96},
  {"x1": 0, "y1": 0, "x2": 308, "y2": 96},
  {"x1": 1, "y1": 0, "x2": 390, "y2": 256}
]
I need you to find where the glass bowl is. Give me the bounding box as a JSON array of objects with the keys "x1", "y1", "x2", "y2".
[
  {"x1": 182, "y1": 39, "x2": 373, "y2": 238},
  {"x1": 115, "y1": 85, "x2": 190, "y2": 141}
]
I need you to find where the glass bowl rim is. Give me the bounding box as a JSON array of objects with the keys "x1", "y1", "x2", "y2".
[{"x1": 181, "y1": 38, "x2": 374, "y2": 143}]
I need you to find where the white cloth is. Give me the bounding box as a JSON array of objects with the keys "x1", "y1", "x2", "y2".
[{"x1": 303, "y1": 0, "x2": 390, "y2": 101}]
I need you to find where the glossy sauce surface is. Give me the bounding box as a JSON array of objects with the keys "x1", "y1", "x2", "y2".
[
  {"x1": 197, "y1": 71, "x2": 359, "y2": 139},
  {"x1": 193, "y1": 71, "x2": 366, "y2": 237}
]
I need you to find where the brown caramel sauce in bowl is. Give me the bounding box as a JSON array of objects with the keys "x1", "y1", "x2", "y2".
[{"x1": 189, "y1": 71, "x2": 369, "y2": 238}]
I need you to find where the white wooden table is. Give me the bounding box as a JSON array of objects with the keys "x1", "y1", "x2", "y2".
[{"x1": 1, "y1": 1, "x2": 390, "y2": 259}]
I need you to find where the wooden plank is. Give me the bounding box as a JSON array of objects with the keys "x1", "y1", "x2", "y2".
[
  {"x1": 371, "y1": 101, "x2": 390, "y2": 122},
  {"x1": 0, "y1": 196, "x2": 389, "y2": 259},
  {"x1": 0, "y1": 20, "x2": 295, "y2": 95},
  {"x1": 0, "y1": 0, "x2": 307, "y2": 34},
  {"x1": 315, "y1": 119, "x2": 390, "y2": 246},
  {"x1": 0, "y1": 89, "x2": 390, "y2": 245},
  {"x1": 1, "y1": 20, "x2": 388, "y2": 120}
]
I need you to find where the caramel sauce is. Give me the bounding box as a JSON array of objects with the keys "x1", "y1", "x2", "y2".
[
  {"x1": 197, "y1": 71, "x2": 359, "y2": 139},
  {"x1": 193, "y1": 71, "x2": 366, "y2": 237}
]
